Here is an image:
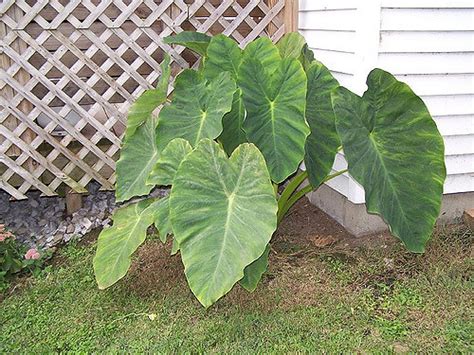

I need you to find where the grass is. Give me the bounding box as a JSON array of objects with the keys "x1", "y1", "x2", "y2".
[{"x1": 1, "y1": 225, "x2": 473, "y2": 353}]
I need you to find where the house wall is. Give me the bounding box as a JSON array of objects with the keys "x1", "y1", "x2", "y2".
[{"x1": 299, "y1": 0, "x2": 474, "y2": 209}]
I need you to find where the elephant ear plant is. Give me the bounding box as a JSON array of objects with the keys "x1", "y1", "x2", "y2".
[{"x1": 93, "y1": 32, "x2": 446, "y2": 307}]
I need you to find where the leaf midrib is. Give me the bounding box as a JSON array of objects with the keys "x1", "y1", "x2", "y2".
[
  {"x1": 207, "y1": 149, "x2": 249, "y2": 298},
  {"x1": 368, "y1": 133, "x2": 410, "y2": 233}
]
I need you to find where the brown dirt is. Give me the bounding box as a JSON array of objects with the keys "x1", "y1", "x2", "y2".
[
  {"x1": 123, "y1": 197, "x2": 472, "y2": 311},
  {"x1": 273, "y1": 197, "x2": 397, "y2": 251},
  {"x1": 124, "y1": 197, "x2": 399, "y2": 301}
]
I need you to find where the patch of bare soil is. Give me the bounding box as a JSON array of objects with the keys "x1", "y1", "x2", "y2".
[
  {"x1": 116, "y1": 197, "x2": 473, "y2": 310},
  {"x1": 274, "y1": 197, "x2": 397, "y2": 252},
  {"x1": 127, "y1": 240, "x2": 187, "y2": 298},
  {"x1": 123, "y1": 198, "x2": 389, "y2": 301}
]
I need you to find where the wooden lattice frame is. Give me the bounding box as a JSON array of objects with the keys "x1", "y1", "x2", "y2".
[{"x1": 0, "y1": 0, "x2": 297, "y2": 199}]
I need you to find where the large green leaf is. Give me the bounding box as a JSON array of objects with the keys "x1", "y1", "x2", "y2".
[
  {"x1": 147, "y1": 138, "x2": 193, "y2": 186},
  {"x1": 115, "y1": 56, "x2": 171, "y2": 201},
  {"x1": 276, "y1": 32, "x2": 307, "y2": 59},
  {"x1": 332, "y1": 69, "x2": 446, "y2": 252},
  {"x1": 169, "y1": 139, "x2": 277, "y2": 307},
  {"x1": 243, "y1": 36, "x2": 280, "y2": 74},
  {"x1": 304, "y1": 60, "x2": 341, "y2": 188},
  {"x1": 203, "y1": 34, "x2": 242, "y2": 80},
  {"x1": 156, "y1": 70, "x2": 236, "y2": 150},
  {"x1": 94, "y1": 199, "x2": 155, "y2": 289},
  {"x1": 124, "y1": 55, "x2": 171, "y2": 140},
  {"x1": 164, "y1": 31, "x2": 211, "y2": 56},
  {"x1": 239, "y1": 245, "x2": 270, "y2": 292},
  {"x1": 116, "y1": 116, "x2": 159, "y2": 202},
  {"x1": 238, "y1": 57, "x2": 309, "y2": 183}
]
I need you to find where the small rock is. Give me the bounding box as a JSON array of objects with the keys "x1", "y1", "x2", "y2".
[
  {"x1": 64, "y1": 234, "x2": 73, "y2": 242},
  {"x1": 308, "y1": 234, "x2": 337, "y2": 248},
  {"x1": 57, "y1": 224, "x2": 67, "y2": 233},
  {"x1": 102, "y1": 218, "x2": 111, "y2": 227},
  {"x1": 66, "y1": 224, "x2": 74, "y2": 233},
  {"x1": 74, "y1": 225, "x2": 82, "y2": 235},
  {"x1": 29, "y1": 199, "x2": 40, "y2": 208},
  {"x1": 80, "y1": 217, "x2": 93, "y2": 231},
  {"x1": 463, "y1": 208, "x2": 474, "y2": 230},
  {"x1": 17, "y1": 227, "x2": 28, "y2": 235},
  {"x1": 53, "y1": 233, "x2": 63, "y2": 244},
  {"x1": 57, "y1": 200, "x2": 66, "y2": 210}
]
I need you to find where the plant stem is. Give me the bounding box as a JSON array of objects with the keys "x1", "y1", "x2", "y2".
[
  {"x1": 277, "y1": 169, "x2": 348, "y2": 224},
  {"x1": 277, "y1": 171, "x2": 308, "y2": 212}
]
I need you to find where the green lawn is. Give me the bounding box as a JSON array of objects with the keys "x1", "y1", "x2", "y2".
[{"x1": 1, "y1": 226, "x2": 472, "y2": 353}]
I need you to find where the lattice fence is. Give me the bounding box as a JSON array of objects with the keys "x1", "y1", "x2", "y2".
[{"x1": 0, "y1": 0, "x2": 297, "y2": 199}]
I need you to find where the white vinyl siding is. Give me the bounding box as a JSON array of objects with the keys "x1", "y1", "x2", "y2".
[
  {"x1": 299, "y1": 0, "x2": 357, "y2": 89},
  {"x1": 299, "y1": 0, "x2": 474, "y2": 201}
]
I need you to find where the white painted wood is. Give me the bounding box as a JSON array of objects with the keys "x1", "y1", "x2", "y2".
[
  {"x1": 380, "y1": 8, "x2": 474, "y2": 31},
  {"x1": 396, "y1": 74, "x2": 474, "y2": 96},
  {"x1": 434, "y1": 115, "x2": 474, "y2": 136},
  {"x1": 311, "y1": 48, "x2": 355, "y2": 75},
  {"x1": 377, "y1": 52, "x2": 474, "y2": 75},
  {"x1": 299, "y1": 9, "x2": 357, "y2": 31},
  {"x1": 444, "y1": 135, "x2": 474, "y2": 155},
  {"x1": 380, "y1": 31, "x2": 474, "y2": 53},
  {"x1": 300, "y1": 29, "x2": 355, "y2": 53},
  {"x1": 352, "y1": 0, "x2": 382, "y2": 95},
  {"x1": 421, "y1": 95, "x2": 474, "y2": 116},
  {"x1": 381, "y1": 0, "x2": 474, "y2": 8},
  {"x1": 446, "y1": 155, "x2": 474, "y2": 175},
  {"x1": 299, "y1": 0, "x2": 356, "y2": 11},
  {"x1": 444, "y1": 174, "x2": 474, "y2": 194}
]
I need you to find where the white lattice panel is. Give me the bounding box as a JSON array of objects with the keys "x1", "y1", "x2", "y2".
[{"x1": 0, "y1": 0, "x2": 293, "y2": 199}]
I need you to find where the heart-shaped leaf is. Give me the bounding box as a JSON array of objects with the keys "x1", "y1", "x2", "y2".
[
  {"x1": 238, "y1": 56, "x2": 309, "y2": 183},
  {"x1": 169, "y1": 139, "x2": 277, "y2": 307},
  {"x1": 164, "y1": 31, "x2": 211, "y2": 56},
  {"x1": 156, "y1": 70, "x2": 236, "y2": 151},
  {"x1": 148, "y1": 138, "x2": 193, "y2": 186},
  {"x1": 304, "y1": 60, "x2": 341, "y2": 188},
  {"x1": 333, "y1": 69, "x2": 446, "y2": 252},
  {"x1": 115, "y1": 56, "x2": 172, "y2": 202}
]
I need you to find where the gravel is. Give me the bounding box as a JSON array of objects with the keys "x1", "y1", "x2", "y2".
[{"x1": 0, "y1": 183, "x2": 168, "y2": 249}]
